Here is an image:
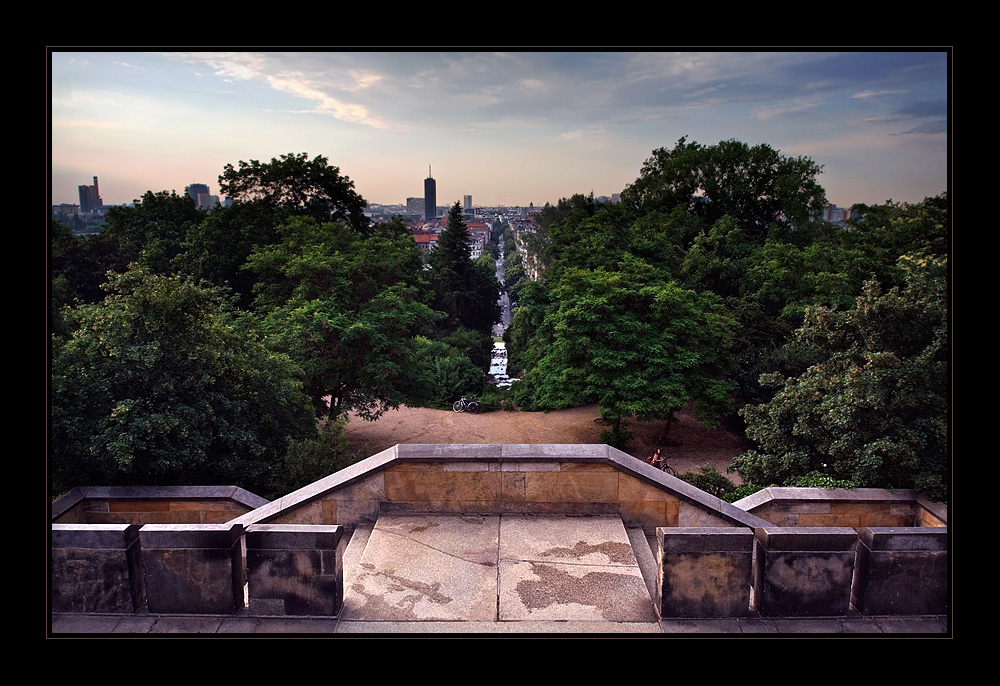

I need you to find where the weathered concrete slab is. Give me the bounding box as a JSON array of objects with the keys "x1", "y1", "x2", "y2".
[
  {"x1": 341, "y1": 514, "x2": 500, "y2": 621},
  {"x1": 342, "y1": 513, "x2": 657, "y2": 625},
  {"x1": 497, "y1": 514, "x2": 657, "y2": 622}
]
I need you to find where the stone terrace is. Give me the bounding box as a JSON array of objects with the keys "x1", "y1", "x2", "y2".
[{"x1": 51, "y1": 444, "x2": 950, "y2": 635}]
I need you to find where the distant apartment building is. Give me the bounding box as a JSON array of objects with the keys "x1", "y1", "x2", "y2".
[
  {"x1": 412, "y1": 232, "x2": 437, "y2": 253},
  {"x1": 464, "y1": 195, "x2": 473, "y2": 211},
  {"x1": 406, "y1": 197, "x2": 424, "y2": 216},
  {"x1": 52, "y1": 203, "x2": 80, "y2": 218},
  {"x1": 78, "y1": 176, "x2": 102, "y2": 213},
  {"x1": 467, "y1": 221, "x2": 490, "y2": 260},
  {"x1": 823, "y1": 204, "x2": 852, "y2": 224}
]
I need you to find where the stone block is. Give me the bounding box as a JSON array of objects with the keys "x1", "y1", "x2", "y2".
[
  {"x1": 753, "y1": 527, "x2": 858, "y2": 617},
  {"x1": 139, "y1": 524, "x2": 244, "y2": 614},
  {"x1": 51, "y1": 524, "x2": 143, "y2": 613},
  {"x1": 384, "y1": 467, "x2": 501, "y2": 503},
  {"x1": 852, "y1": 527, "x2": 948, "y2": 615},
  {"x1": 659, "y1": 528, "x2": 754, "y2": 618},
  {"x1": 522, "y1": 470, "x2": 619, "y2": 503},
  {"x1": 245, "y1": 525, "x2": 343, "y2": 616}
]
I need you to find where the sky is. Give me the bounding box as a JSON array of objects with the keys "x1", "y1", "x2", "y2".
[{"x1": 49, "y1": 50, "x2": 950, "y2": 210}]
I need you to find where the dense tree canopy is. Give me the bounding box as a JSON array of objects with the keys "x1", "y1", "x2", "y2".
[
  {"x1": 49, "y1": 142, "x2": 949, "y2": 503},
  {"x1": 174, "y1": 199, "x2": 280, "y2": 309},
  {"x1": 101, "y1": 190, "x2": 207, "y2": 275},
  {"x1": 621, "y1": 137, "x2": 827, "y2": 237},
  {"x1": 731, "y1": 254, "x2": 948, "y2": 501},
  {"x1": 51, "y1": 265, "x2": 317, "y2": 494},
  {"x1": 218, "y1": 152, "x2": 370, "y2": 233},
  {"x1": 519, "y1": 254, "x2": 736, "y2": 445},
  {"x1": 245, "y1": 216, "x2": 436, "y2": 420}
]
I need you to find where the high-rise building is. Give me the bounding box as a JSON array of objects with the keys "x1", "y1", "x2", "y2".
[
  {"x1": 464, "y1": 195, "x2": 472, "y2": 211},
  {"x1": 78, "y1": 176, "x2": 102, "y2": 213},
  {"x1": 185, "y1": 183, "x2": 217, "y2": 210},
  {"x1": 424, "y1": 166, "x2": 436, "y2": 220}
]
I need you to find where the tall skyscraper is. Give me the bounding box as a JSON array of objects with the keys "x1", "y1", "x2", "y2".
[
  {"x1": 78, "y1": 176, "x2": 102, "y2": 213},
  {"x1": 464, "y1": 195, "x2": 472, "y2": 211},
  {"x1": 185, "y1": 183, "x2": 217, "y2": 210},
  {"x1": 424, "y1": 166, "x2": 436, "y2": 220}
]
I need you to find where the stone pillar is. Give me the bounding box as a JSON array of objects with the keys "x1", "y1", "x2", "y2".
[
  {"x1": 245, "y1": 525, "x2": 344, "y2": 616},
  {"x1": 51, "y1": 524, "x2": 143, "y2": 613},
  {"x1": 658, "y1": 527, "x2": 754, "y2": 618},
  {"x1": 853, "y1": 527, "x2": 948, "y2": 615},
  {"x1": 140, "y1": 524, "x2": 245, "y2": 614},
  {"x1": 753, "y1": 527, "x2": 858, "y2": 617}
]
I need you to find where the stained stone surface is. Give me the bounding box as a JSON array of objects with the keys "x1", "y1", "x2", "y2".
[
  {"x1": 498, "y1": 514, "x2": 658, "y2": 622},
  {"x1": 341, "y1": 514, "x2": 500, "y2": 621},
  {"x1": 341, "y1": 513, "x2": 657, "y2": 624}
]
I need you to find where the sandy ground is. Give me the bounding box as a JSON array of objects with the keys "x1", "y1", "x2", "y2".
[{"x1": 343, "y1": 403, "x2": 747, "y2": 484}]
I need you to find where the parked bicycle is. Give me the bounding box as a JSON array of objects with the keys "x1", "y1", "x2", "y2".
[
  {"x1": 646, "y1": 448, "x2": 675, "y2": 475},
  {"x1": 453, "y1": 396, "x2": 481, "y2": 414}
]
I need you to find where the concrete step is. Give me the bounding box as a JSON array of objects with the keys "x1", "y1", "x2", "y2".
[{"x1": 340, "y1": 513, "x2": 659, "y2": 624}]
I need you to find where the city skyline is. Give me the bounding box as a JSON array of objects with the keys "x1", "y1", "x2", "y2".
[{"x1": 50, "y1": 50, "x2": 949, "y2": 209}]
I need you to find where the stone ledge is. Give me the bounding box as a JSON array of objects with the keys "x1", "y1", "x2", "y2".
[
  {"x1": 228, "y1": 444, "x2": 772, "y2": 530},
  {"x1": 52, "y1": 486, "x2": 269, "y2": 521}
]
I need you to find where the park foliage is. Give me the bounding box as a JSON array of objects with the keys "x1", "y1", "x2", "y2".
[{"x1": 51, "y1": 143, "x2": 949, "y2": 501}]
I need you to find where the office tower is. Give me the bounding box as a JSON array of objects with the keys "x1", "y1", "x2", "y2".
[
  {"x1": 424, "y1": 166, "x2": 436, "y2": 220},
  {"x1": 78, "y1": 176, "x2": 102, "y2": 213},
  {"x1": 464, "y1": 195, "x2": 472, "y2": 211},
  {"x1": 186, "y1": 183, "x2": 209, "y2": 207}
]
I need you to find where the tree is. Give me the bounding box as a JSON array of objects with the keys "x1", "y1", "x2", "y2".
[
  {"x1": 622, "y1": 137, "x2": 827, "y2": 237},
  {"x1": 430, "y1": 202, "x2": 501, "y2": 336},
  {"x1": 218, "y1": 152, "x2": 370, "y2": 233},
  {"x1": 51, "y1": 265, "x2": 316, "y2": 494},
  {"x1": 525, "y1": 254, "x2": 737, "y2": 444},
  {"x1": 731, "y1": 255, "x2": 948, "y2": 501},
  {"x1": 101, "y1": 190, "x2": 207, "y2": 275},
  {"x1": 245, "y1": 216, "x2": 436, "y2": 420},
  {"x1": 174, "y1": 199, "x2": 280, "y2": 309}
]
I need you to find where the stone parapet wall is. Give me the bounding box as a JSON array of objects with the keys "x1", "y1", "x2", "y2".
[
  {"x1": 245, "y1": 525, "x2": 344, "y2": 617},
  {"x1": 658, "y1": 528, "x2": 755, "y2": 618},
  {"x1": 852, "y1": 527, "x2": 948, "y2": 615},
  {"x1": 230, "y1": 444, "x2": 769, "y2": 533},
  {"x1": 733, "y1": 487, "x2": 947, "y2": 528},
  {"x1": 50, "y1": 446, "x2": 948, "y2": 619},
  {"x1": 656, "y1": 525, "x2": 949, "y2": 618},
  {"x1": 51, "y1": 524, "x2": 144, "y2": 614},
  {"x1": 752, "y1": 527, "x2": 859, "y2": 617},
  {"x1": 52, "y1": 486, "x2": 268, "y2": 525},
  {"x1": 139, "y1": 524, "x2": 246, "y2": 614}
]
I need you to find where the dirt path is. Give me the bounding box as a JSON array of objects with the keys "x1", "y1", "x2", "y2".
[{"x1": 343, "y1": 403, "x2": 747, "y2": 484}]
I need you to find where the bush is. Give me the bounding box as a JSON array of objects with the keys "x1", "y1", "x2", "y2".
[
  {"x1": 786, "y1": 471, "x2": 857, "y2": 490},
  {"x1": 474, "y1": 384, "x2": 506, "y2": 412},
  {"x1": 263, "y1": 417, "x2": 365, "y2": 499},
  {"x1": 600, "y1": 425, "x2": 633, "y2": 450},
  {"x1": 676, "y1": 466, "x2": 737, "y2": 498},
  {"x1": 723, "y1": 483, "x2": 767, "y2": 503}
]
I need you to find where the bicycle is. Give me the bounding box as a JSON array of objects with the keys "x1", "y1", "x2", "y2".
[
  {"x1": 646, "y1": 449, "x2": 675, "y2": 475},
  {"x1": 453, "y1": 396, "x2": 480, "y2": 414}
]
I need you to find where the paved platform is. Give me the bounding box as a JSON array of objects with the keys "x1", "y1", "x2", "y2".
[
  {"x1": 49, "y1": 513, "x2": 950, "y2": 635},
  {"x1": 343, "y1": 514, "x2": 658, "y2": 624}
]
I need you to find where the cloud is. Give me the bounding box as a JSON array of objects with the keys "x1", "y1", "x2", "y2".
[
  {"x1": 852, "y1": 89, "x2": 910, "y2": 99},
  {"x1": 892, "y1": 120, "x2": 948, "y2": 135},
  {"x1": 162, "y1": 52, "x2": 390, "y2": 129}
]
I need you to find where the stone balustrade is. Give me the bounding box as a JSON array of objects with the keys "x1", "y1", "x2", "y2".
[{"x1": 50, "y1": 445, "x2": 948, "y2": 619}]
